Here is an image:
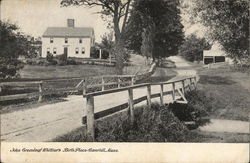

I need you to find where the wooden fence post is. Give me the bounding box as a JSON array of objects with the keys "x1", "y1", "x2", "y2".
[
  {"x1": 82, "y1": 79, "x2": 87, "y2": 95},
  {"x1": 118, "y1": 76, "x2": 121, "y2": 88},
  {"x1": 172, "y1": 82, "x2": 175, "y2": 101},
  {"x1": 128, "y1": 88, "x2": 135, "y2": 124},
  {"x1": 86, "y1": 96, "x2": 95, "y2": 141},
  {"x1": 131, "y1": 76, "x2": 135, "y2": 85},
  {"x1": 147, "y1": 84, "x2": 151, "y2": 108},
  {"x1": 38, "y1": 82, "x2": 43, "y2": 102},
  {"x1": 101, "y1": 77, "x2": 105, "y2": 91},
  {"x1": 189, "y1": 78, "x2": 193, "y2": 90},
  {"x1": 194, "y1": 76, "x2": 197, "y2": 89},
  {"x1": 182, "y1": 80, "x2": 185, "y2": 95},
  {"x1": 160, "y1": 84, "x2": 164, "y2": 105}
]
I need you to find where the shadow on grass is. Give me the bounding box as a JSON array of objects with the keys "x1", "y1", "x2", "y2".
[{"x1": 199, "y1": 75, "x2": 236, "y2": 85}]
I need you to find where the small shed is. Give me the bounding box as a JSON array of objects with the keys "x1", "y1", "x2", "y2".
[{"x1": 203, "y1": 43, "x2": 226, "y2": 64}]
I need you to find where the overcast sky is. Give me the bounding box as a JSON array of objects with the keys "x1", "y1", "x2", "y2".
[{"x1": 1, "y1": 0, "x2": 205, "y2": 42}]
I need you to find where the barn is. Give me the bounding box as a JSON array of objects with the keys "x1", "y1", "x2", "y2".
[
  {"x1": 42, "y1": 19, "x2": 95, "y2": 58},
  {"x1": 203, "y1": 43, "x2": 232, "y2": 64}
]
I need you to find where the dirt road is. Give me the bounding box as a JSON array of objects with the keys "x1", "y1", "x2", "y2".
[{"x1": 1, "y1": 56, "x2": 196, "y2": 142}]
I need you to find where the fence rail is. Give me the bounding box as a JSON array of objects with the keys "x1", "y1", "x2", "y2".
[
  {"x1": 0, "y1": 75, "x2": 136, "y2": 102},
  {"x1": 0, "y1": 63, "x2": 156, "y2": 102},
  {"x1": 83, "y1": 75, "x2": 197, "y2": 141}
]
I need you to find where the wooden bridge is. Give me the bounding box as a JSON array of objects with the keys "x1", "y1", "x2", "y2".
[{"x1": 82, "y1": 75, "x2": 197, "y2": 141}]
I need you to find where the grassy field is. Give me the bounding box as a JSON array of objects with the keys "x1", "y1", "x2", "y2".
[
  {"x1": 197, "y1": 67, "x2": 250, "y2": 121},
  {"x1": 19, "y1": 64, "x2": 116, "y2": 79},
  {"x1": 183, "y1": 65, "x2": 250, "y2": 143}
]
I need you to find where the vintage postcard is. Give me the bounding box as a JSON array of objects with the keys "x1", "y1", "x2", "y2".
[{"x1": 0, "y1": 0, "x2": 249, "y2": 162}]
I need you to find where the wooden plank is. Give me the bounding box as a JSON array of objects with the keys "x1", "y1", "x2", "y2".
[
  {"x1": 87, "y1": 81, "x2": 132, "y2": 88},
  {"x1": 160, "y1": 84, "x2": 164, "y2": 105},
  {"x1": 41, "y1": 87, "x2": 80, "y2": 96},
  {"x1": 182, "y1": 80, "x2": 185, "y2": 94},
  {"x1": 151, "y1": 93, "x2": 160, "y2": 99},
  {"x1": 0, "y1": 81, "x2": 42, "y2": 86},
  {"x1": 38, "y1": 82, "x2": 43, "y2": 102},
  {"x1": 118, "y1": 77, "x2": 121, "y2": 88},
  {"x1": 128, "y1": 88, "x2": 135, "y2": 124},
  {"x1": 0, "y1": 92, "x2": 39, "y2": 101},
  {"x1": 101, "y1": 77, "x2": 105, "y2": 91},
  {"x1": 82, "y1": 96, "x2": 147, "y2": 125},
  {"x1": 175, "y1": 100, "x2": 188, "y2": 104},
  {"x1": 172, "y1": 82, "x2": 175, "y2": 101},
  {"x1": 177, "y1": 88, "x2": 188, "y2": 103},
  {"x1": 84, "y1": 83, "x2": 150, "y2": 97},
  {"x1": 147, "y1": 85, "x2": 151, "y2": 108},
  {"x1": 86, "y1": 96, "x2": 95, "y2": 141}
]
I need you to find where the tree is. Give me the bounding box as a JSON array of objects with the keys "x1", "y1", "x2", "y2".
[
  {"x1": 124, "y1": 0, "x2": 184, "y2": 64},
  {"x1": 189, "y1": 0, "x2": 249, "y2": 65},
  {"x1": 0, "y1": 21, "x2": 34, "y2": 78},
  {"x1": 179, "y1": 34, "x2": 211, "y2": 62},
  {"x1": 61, "y1": 0, "x2": 132, "y2": 74},
  {"x1": 100, "y1": 32, "x2": 114, "y2": 55},
  {"x1": 140, "y1": 20, "x2": 155, "y2": 65}
]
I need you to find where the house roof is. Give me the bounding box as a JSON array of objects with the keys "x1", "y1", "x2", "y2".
[{"x1": 42, "y1": 27, "x2": 94, "y2": 38}]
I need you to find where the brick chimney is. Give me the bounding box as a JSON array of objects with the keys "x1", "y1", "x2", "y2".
[{"x1": 67, "y1": 19, "x2": 74, "y2": 27}]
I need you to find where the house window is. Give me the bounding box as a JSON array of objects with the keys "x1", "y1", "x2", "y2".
[
  {"x1": 47, "y1": 48, "x2": 50, "y2": 54},
  {"x1": 75, "y1": 48, "x2": 79, "y2": 54},
  {"x1": 81, "y1": 48, "x2": 85, "y2": 54},
  {"x1": 79, "y1": 38, "x2": 82, "y2": 43},
  {"x1": 65, "y1": 38, "x2": 68, "y2": 43},
  {"x1": 50, "y1": 38, "x2": 53, "y2": 43},
  {"x1": 53, "y1": 48, "x2": 57, "y2": 54}
]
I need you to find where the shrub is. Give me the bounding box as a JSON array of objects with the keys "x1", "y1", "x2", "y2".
[
  {"x1": 46, "y1": 53, "x2": 54, "y2": 62},
  {"x1": 54, "y1": 103, "x2": 190, "y2": 142},
  {"x1": 66, "y1": 59, "x2": 77, "y2": 65},
  {"x1": 169, "y1": 90, "x2": 211, "y2": 128},
  {"x1": 90, "y1": 47, "x2": 100, "y2": 58}
]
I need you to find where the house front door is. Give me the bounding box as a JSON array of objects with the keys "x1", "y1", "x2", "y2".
[{"x1": 64, "y1": 47, "x2": 68, "y2": 57}]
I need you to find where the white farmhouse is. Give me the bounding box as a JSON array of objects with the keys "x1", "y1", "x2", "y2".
[{"x1": 42, "y1": 19, "x2": 95, "y2": 58}]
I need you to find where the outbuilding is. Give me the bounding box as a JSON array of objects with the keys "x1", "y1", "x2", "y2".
[{"x1": 203, "y1": 43, "x2": 232, "y2": 64}]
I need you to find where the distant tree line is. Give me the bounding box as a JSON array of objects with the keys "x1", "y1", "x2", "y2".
[{"x1": 179, "y1": 34, "x2": 211, "y2": 62}]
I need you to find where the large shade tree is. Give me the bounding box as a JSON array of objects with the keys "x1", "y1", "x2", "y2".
[
  {"x1": 189, "y1": 0, "x2": 249, "y2": 65},
  {"x1": 61, "y1": 0, "x2": 132, "y2": 74},
  {"x1": 124, "y1": 0, "x2": 184, "y2": 63},
  {"x1": 0, "y1": 21, "x2": 35, "y2": 78}
]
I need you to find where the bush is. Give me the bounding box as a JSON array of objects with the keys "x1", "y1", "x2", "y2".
[
  {"x1": 0, "y1": 57, "x2": 23, "y2": 79},
  {"x1": 67, "y1": 59, "x2": 77, "y2": 65},
  {"x1": 169, "y1": 90, "x2": 211, "y2": 129},
  {"x1": 46, "y1": 53, "x2": 54, "y2": 62},
  {"x1": 90, "y1": 47, "x2": 100, "y2": 58},
  {"x1": 54, "y1": 103, "x2": 190, "y2": 142}
]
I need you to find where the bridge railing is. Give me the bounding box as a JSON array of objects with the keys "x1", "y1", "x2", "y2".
[{"x1": 82, "y1": 75, "x2": 197, "y2": 141}]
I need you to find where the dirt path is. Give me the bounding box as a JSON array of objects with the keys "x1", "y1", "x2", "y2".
[{"x1": 0, "y1": 56, "x2": 196, "y2": 142}]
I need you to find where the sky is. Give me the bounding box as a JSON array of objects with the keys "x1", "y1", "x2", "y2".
[{"x1": 1, "y1": 0, "x2": 206, "y2": 43}]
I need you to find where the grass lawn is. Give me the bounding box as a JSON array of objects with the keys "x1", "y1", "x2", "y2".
[
  {"x1": 19, "y1": 64, "x2": 117, "y2": 79},
  {"x1": 197, "y1": 67, "x2": 250, "y2": 121},
  {"x1": 182, "y1": 65, "x2": 250, "y2": 143}
]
